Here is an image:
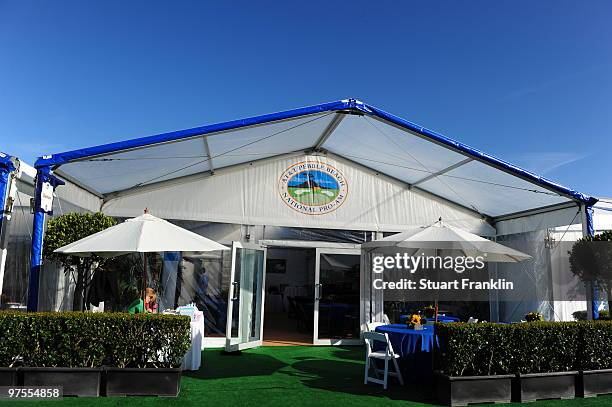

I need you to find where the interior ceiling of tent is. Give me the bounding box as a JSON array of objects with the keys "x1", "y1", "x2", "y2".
[{"x1": 47, "y1": 101, "x2": 588, "y2": 220}]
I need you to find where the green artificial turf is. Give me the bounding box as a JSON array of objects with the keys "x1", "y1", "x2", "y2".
[{"x1": 10, "y1": 346, "x2": 612, "y2": 406}]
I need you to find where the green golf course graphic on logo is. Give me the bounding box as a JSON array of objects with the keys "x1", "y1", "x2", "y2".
[{"x1": 279, "y1": 161, "x2": 348, "y2": 215}]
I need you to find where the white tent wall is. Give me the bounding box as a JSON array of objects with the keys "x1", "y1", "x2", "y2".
[
  {"x1": 549, "y1": 228, "x2": 588, "y2": 322},
  {"x1": 494, "y1": 205, "x2": 583, "y2": 236},
  {"x1": 547, "y1": 201, "x2": 612, "y2": 320},
  {"x1": 491, "y1": 205, "x2": 589, "y2": 322},
  {"x1": 492, "y1": 230, "x2": 555, "y2": 322},
  {"x1": 101, "y1": 153, "x2": 494, "y2": 235},
  {"x1": 2, "y1": 205, "x2": 32, "y2": 308},
  {"x1": 593, "y1": 200, "x2": 612, "y2": 231}
]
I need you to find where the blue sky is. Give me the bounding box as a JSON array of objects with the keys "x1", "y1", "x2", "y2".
[{"x1": 1, "y1": 0, "x2": 610, "y2": 197}]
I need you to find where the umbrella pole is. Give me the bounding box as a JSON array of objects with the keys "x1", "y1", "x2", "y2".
[
  {"x1": 434, "y1": 300, "x2": 439, "y2": 323},
  {"x1": 434, "y1": 248, "x2": 440, "y2": 323},
  {"x1": 143, "y1": 252, "x2": 147, "y2": 312}
]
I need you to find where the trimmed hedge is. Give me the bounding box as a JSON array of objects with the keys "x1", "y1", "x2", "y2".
[
  {"x1": 0, "y1": 312, "x2": 191, "y2": 369},
  {"x1": 435, "y1": 321, "x2": 612, "y2": 376}
]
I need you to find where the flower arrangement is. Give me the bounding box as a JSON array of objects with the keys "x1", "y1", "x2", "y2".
[
  {"x1": 407, "y1": 314, "x2": 423, "y2": 330},
  {"x1": 525, "y1": 311, "x2": 544, "y2": 322}
]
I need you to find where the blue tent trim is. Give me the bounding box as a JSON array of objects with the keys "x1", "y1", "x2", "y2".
[
  {"x1": 0, "y1": 153, "x2": 17, "y2": 219},
  {"x1": 35, "y1": 99, "x2": 352, "y2": 168},
  {"x1": 0, "y1": 152, "x2": 17, "y2": 173},
  {"x1": 34, "y1": 98, "x2": 596, "y2": 206}
]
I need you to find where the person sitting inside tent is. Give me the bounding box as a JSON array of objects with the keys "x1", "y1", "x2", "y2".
[
  {"x1": 127, "y1": 297, "x2": 143, "y2": 314},
  {"x1": 144, "y1": 287, "x2": 158, "y2": 313},
  {"x1": 127, "y1": 287, "x2": 158, "y2": 314}
]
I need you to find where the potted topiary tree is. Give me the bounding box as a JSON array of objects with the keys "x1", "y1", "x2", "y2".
[
  {"x1": 569, "y1": 231, "x2": 612, "y2": 397},
  {"x1": 569, "y1": 231, "x2": 612, "y2": 315},
  {"x1": 43, "y1": 212, "x2": 117, "y2": 311},
  {"x1": 20, "y1": 212, "x2": 118, "y2": 396}
]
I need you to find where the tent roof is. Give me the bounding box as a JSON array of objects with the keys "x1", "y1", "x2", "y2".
[{"x1": 34, "y1": 99, "x2": 597, "y2": 219}]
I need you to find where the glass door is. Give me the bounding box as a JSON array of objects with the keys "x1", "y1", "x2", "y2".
[
  {"x1": 225, "y1": 242, "x2": 267, "y2": 352},
  {"x1": 314, "y1": 248, "x2": 361, "y2": 345}
]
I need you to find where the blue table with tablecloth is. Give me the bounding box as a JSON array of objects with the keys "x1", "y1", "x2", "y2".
[
  {"x1": 399, "y1": 314, "x2": 460, "y2": 324},
  {"x1": 375, "y1": 324, "x2": 437, "y2": 357},
  {"x1": 374, "y1": 324, "x2": 438, "y2": 380}
]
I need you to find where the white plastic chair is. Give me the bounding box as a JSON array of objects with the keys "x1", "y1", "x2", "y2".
[
  {"x1": 382, "y1": 313, "x2": 391, "y2": 324},
  {"x1": 366, "y1": 322, "x2": 385, "y2": 332},
  {"x1": 363, "y1": 331, "x2": 404, "y2": 389}
]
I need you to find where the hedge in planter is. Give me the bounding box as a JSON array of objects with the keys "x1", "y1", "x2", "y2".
[
  {"x1": 434, "y1": 321, "x2": 591, "y2": 376},
  {"x1": 0, "y1": 312, "x2": 191, "y2": 368},
  {"x1": 0, "y1": 312, "x2": 191, "y2": 397},
  {"x1": 576, "y1": 321, "x2": 612, "y2": 397},
  {"x1": 435, "y1": 321, "x2": 612, "y2": 403},
  {"x1": 433, "y1": 323, "x2": 517, "y2": 406}
]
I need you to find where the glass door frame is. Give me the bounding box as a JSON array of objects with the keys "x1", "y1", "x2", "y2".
[
  {"x1": 313, "y1": 247, "x2": 362, "y2": 345},
  {"x1": 225, "y1": 241, "x2": 267, "y2": 352}
]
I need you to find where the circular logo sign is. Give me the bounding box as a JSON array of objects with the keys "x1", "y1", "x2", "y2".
[{"x1": 278, "y1": 161, "x2": 348, "y2": 215}]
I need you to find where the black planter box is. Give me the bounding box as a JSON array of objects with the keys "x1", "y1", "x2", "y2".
[
  {"x1": 21, "y1": 367, "x2": 102, "y2": 397},
  {"x1": 434, "y1": 372, "x2": 513, "y2": 406},
  {"x1": 579, "y1": 369, "x2": 612, "y2": 397},
  {"x1": 0, "y1": 368, "x2": 19, "y2": 386},
  {"x1": 105, "y1": 367, "x2": 181, "y2": 397},
  {"x1": 513, "y1": 371, "x2": 577, "y2": 402}
]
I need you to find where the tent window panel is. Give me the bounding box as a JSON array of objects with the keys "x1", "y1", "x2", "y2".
[{"x1": 179, "y1": 251, "x2": 231, "y2": 338}]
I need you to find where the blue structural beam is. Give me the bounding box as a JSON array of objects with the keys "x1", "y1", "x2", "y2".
[
  {"x1": 34, "y1": 99, "x2": 352, "y2": 168},
  {"x1": 27, "y1": 167, "x2": 65, "y2": 312},
  {"x1": 0, "y1": 154, "x2": 17, "y2": 237}
]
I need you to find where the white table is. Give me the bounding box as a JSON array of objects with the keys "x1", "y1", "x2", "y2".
[{"x1": 181, "y1": 309, "x2": 204, "y2": 371}]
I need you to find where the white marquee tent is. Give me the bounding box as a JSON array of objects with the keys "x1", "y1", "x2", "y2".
[{"x1": 2, "y1": 99, "x2": 601, "y2": 346}]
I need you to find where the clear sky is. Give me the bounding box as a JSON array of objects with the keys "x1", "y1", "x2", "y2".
[{"x1": 1, "y1": 0, "x2": 611, "y2": 197}]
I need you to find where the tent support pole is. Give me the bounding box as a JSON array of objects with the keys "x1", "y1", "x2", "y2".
[
  {"x1": 143, "y1": 252, "x2": 147, "y2": 311},
  {"x1": 581, "y1": 204, "x2": 598, "y2": 320},
  {"x1": 27, "y1": 167, "x2": 64, "y2": 312}
]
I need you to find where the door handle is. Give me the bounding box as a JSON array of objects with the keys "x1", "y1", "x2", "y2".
[
  {"x1": 232, "y1": 281, "x2": 239, "y2": 301},
  {"x1": 315, "y1": 283, "x2": 323, "y2": 301}
]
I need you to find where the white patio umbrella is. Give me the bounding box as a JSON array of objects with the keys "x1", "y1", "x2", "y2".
[
  {"x1": 361, "y1": 219, "x2": 531, "y2": 262},
  {"x1": 361, "y1": 218, "x2": 531, "y2": 320},
  {"x1": 55, "y1": 211, "x2": 229, "y2": 309}
]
